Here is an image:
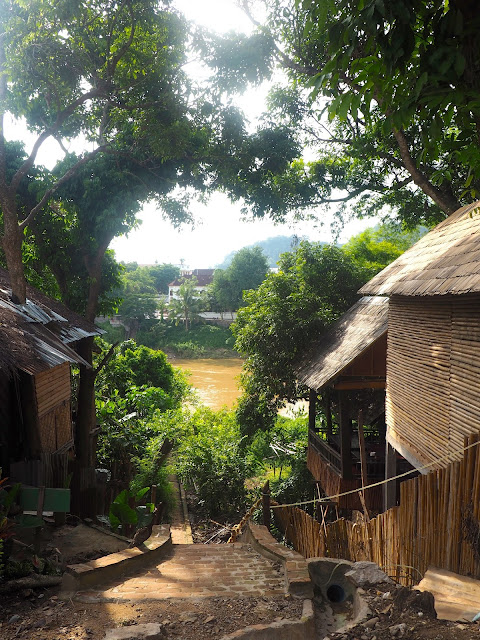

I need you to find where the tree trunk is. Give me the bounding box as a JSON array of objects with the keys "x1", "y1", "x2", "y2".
[
  {"x1": 2, "y1": 205, "x2": 27, "y2": 304},
  {"x1": 75, "y1": 336, "x2": 95, "y2": 467},
  {"x1": 74, "y1": 241, "x2": 111, "y2": 470}
]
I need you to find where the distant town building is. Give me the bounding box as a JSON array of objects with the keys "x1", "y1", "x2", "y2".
[{"x1": 168, "y1": 269, "x2": 215, "y2": 302}]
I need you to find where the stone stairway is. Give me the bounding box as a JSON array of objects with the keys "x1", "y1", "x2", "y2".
[{"x1": 77, "y1": 542, "x2": 286, "y2": 601}]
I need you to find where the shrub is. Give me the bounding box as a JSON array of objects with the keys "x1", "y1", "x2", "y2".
[{"x1": 175, "y1": 407, "x2": 251, "y2": 518}]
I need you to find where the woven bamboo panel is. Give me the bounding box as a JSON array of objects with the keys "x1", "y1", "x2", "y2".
[
  {"x1": 450, "y1": 296, "x2": 480, "y2": 452},
  {"x1": 275, "y1": 434, "x2": 480, "y2": 587},
  {"x1": 38, "y1": 403, "x2": 72, "y2": 454},
  {"x1": 34, "y1": 362, "x2": 71, "y2": 418},
  {"x1": 387, "y1": 296, "x2": 452, "y2": 467}
]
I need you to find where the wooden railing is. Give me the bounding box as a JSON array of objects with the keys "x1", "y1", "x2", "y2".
[{"x1": 309, "y1": 430, "x2": 342, "y2": 472}]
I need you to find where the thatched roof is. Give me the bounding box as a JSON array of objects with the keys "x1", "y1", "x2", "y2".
[
  {"x1": 360, "y1": 201, "x2": 480, "y2": 297},
  {"x1": 297, "y1": 296, "x2": 389, "y2": 391},
  {"x1": 0, "y1": 268, "x2": 101, "y2": 375}
]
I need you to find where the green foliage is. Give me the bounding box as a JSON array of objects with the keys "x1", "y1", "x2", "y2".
[
  {"x1": 96, "y1": 320, "x2": 126, "y2": 344},
  {"x1": 95, "y1": 340, "x2": 190, "y2": 484},
  {"x1": 108, "y1": 488, "x2": 154, "y2": 533},
  {"x1": 233, "y1": 241, "x2": 367, "y2": 414},
  {"x1": 175, "y1": 407, "x2": 252, "y2": 518},
  {"x1": 342, "y1": 223, "x2": 428, "y2": 277},
  {"x1": 210, "y1": 246, "x2": 269, "y2": 311},
  {"x1": 137, "y1": 323, "x2": 237, "y2": 357},
  {"x1": 148, "y1": 264, "x2": 180, "y2": 295}
]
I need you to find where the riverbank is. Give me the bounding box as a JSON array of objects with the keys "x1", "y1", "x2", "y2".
[{"x1": 140, "y1": 323, "x2": 239, "y2": 359}]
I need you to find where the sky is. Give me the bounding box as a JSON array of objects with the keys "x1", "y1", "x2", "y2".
[
  {"x1": 111, "y1": 0, "x2": 378, "y2": 268},
  {"x1": 7, "y1": 0, "x2": 378, "y2": 270}
]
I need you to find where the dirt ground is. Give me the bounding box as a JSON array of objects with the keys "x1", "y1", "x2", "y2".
[
  {"x1": 327, "y1": 583, "x2": 480, "y2": 640},
  {"x1": 1, "y1": 581, "x2": 480, "y2": 640},
  {"x1": 3, "y1": 520, "x2": 480, "y2": 639},
  {"x1": 0, "y1": 589, "x2": 303, "y2": 639}
]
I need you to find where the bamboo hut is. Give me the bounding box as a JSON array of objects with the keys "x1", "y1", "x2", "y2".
[
  {"x1": 297, "y1": 296, "x2": 401, "y2": 511},
  {"x1": 360, "y1": 201, "x2": 480, "y2": 490},
  {"x1": 0, "y1": 268, "x2": 100, "y2": 487}
]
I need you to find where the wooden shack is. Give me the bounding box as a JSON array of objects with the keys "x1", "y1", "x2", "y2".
[
  {"x1": 360, "y1": 201, "x2": 480, "y2": 492},
  {"x1": 297, "y1": 296, "x2": 393, "y2": 511},
  {"x1": 0, "y1": 268, "x2": 100, "y2": 487}
]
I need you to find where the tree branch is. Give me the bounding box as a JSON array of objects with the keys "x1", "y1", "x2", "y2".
[
  {"x1": 10, "y1": 88, "x2": 102, "y2": 195},
  {"x1": 392, "y1": 128, "x2": 460, "y2": 214},
  {"x1": 19, "y1": 145, "x2": 108, "y2": 229},
  {"x1": 94, "y1": 342, "x2": 119, "y2": 377}
]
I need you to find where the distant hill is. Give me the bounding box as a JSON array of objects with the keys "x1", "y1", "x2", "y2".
[{"x1": 216, "y1": 235, "x2": 313, "y2": 269}]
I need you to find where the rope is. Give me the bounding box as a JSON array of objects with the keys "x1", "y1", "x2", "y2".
[{"x1": 269, "y1": 437, "x2": 480, "y2": 510}]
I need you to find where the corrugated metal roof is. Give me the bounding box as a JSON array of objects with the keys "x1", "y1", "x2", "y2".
[
  {"x1": 297, "y1": 296, "x2": 389, "y2": 390},
  {"x1": 0, "y1": 268, "x2": 101, "y2": 375},
  {"x1": 360, "y1": 201, "x2": 480, "y2": 297}
]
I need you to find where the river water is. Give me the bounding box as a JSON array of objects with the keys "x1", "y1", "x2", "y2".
[
  {"x1": 173, "y1": 357, "x2": 308, "y2": 417},
  {"x1": 173, "y1": 358, "x2": 244, "y2": 410}
]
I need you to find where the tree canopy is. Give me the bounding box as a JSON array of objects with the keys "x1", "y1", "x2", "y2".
[
  {"x1": 0, "y1": 0, "x2": 301, "y2": 306},
  {"x1": 210, "y1": 246, "x2": 269, "y2": 311},
  {"x1": 201, "y1": 0, "x2": 480, "y2": 227}
]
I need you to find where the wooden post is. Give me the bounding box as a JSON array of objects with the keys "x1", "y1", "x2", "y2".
[
  {"x1": 308, "y1": 389, "x2": 317, "y2": 432},
  {"x1": 339, "y1": 392, "x2": 353, "y2": 480},
  {"x1": 34, "y1": 486, "x2": 45, "y2": 554},
  {"x1": 325, "y1": 389, "x2": 333, "y2": 438},
  {"x1": 358, "y1": 409, "x2": 369, "y2": 508},
  {"x1": 151, "y1": 484, "x2": 157, "y2": 507},
  {"x1": 384, "y1": 441, "x2": 397, "y2": 511},
  {"x1": 262, "y1": 480, "x2": 271, "y2": 531}
]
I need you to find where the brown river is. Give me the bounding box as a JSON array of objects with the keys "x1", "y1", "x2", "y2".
[
  {"x1": 173, "y1": 358, "x2": 244, "y2": 410},
  {"x1": 172, "y1": 357, "x2": 308, "y2": 416}
]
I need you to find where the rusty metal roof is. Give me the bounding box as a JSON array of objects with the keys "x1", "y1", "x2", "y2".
[{"x1": 0, "y1": 268, "x2": 101, "y2": 375}]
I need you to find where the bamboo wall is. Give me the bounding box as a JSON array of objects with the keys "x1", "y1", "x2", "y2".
[
  {"x1": 34, "y1": 363, "x2": 73, "y2": 454},
  {"x1": 275, "y1": 434, "x2": 480, "y2": 586},
  {"x1": 387, "y1": 294, "x2": 480, "y2": 469}
]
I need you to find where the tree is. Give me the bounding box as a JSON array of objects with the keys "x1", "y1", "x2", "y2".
[
  {"x1": 342, "y1": 223, "x2": 428, "y2": 278},
  {"x1": 0, "y1": 0, "x2": 304, "y2": 310},
  {"x1": 169, "y1": 277, "x2": 205, "y2": 332},
  {"x1": 232, "y1": 242, "x2": 368, "y2": 420},
  {"x1": 203, "y1": 0, "x2": 480, "y2": 226},
  {"x1": 0, "y1": 0, "x2": 303, "y2": 471},
  {"x1": 210, "y1": 246, "x2": 269, "y2": 311},
  {"x1": 148, "y1": 264, "x2": 180, "y2": 295},
  {"x1": 118, "y1": 266, "x2": 159, "y2": 338}
]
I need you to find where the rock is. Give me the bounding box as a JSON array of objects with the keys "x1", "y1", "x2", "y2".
[
  {"x1": 103, "y1": 623, "x2": 165, "y2": 640},
  {"x1": 8, "y1": 615, "x2": 21, "y2": 625},
  {"x1": 204, "y1": 615, "x2": 215, "y2": 623},
  {"x1": 179, "y1": 612, "x2": 198, "y2": 624},
  {"x1": 363, "y1": 616, "x2": 379, "y2": 629},
  {"x1": 389, "y1": 623, "x2": 407, "y2": 637},
  {"x1": 345, "y1": 562, "x2": 394, "y2": 588}
]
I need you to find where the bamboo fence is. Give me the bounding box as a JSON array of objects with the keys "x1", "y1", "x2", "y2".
[{"x1": 274, "y1": 433, "x2": 480, "y2": 586}]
